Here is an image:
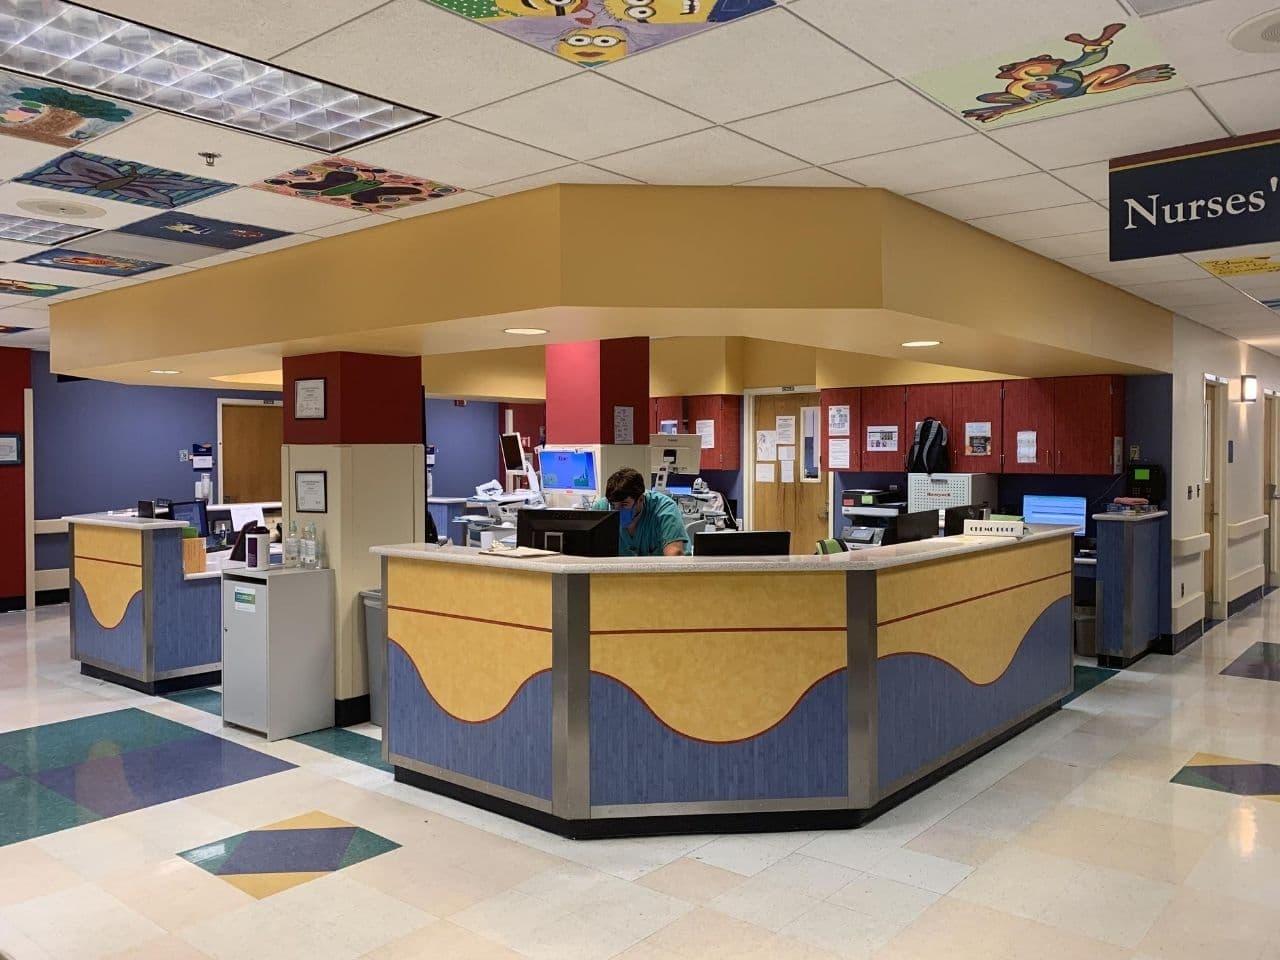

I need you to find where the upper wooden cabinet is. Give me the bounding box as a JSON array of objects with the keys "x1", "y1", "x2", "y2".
[
  {"x1": 820, "y1": 387, "x2": 861, "y2": 473},
  {"x1": 1053, "y1": 375, "x2": 1125, "y2": 475},
  {"x1": 686, "y1": 395, "x2": 742, "y2": 471},
  {"x1": 950, "y1": 381, "x2": 1003, "y2": 474},
  {"x1": 1001, "y1": 379, "x2": 1056, "y2": 475},
  {"x1": 861, "y1": 385, "x2": 907, "y2": 472}
]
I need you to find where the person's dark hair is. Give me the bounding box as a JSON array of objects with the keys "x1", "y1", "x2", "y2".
[{"x1": 605, "y1": 467, "x2": 645, "y2": 504}]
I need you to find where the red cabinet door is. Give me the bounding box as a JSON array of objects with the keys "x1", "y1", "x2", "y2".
[
  {"x1": 860, "y1": 386, "x2": 907, "y2": 472},
  {"x1": 652, "y1": 397, "x2": 684, "y2": 436},
  {"x1": 1001, "y1": 379, "x2": 1055, "y2": 474},
  {"x1": 820, "y1": 387, "x2": 861, "y2": 473},
  {"x1": 686, "y1": 395, "x2": 741, "y2": 470},
  {"x1": 904, "y1": 384, "x2": 954, "y2": 464},
  {"x1": 1053, "y1": 375, "x2": 1124, "y2": 475},
  {"x1": 951, "y1": 381, "x2": 1003, "y2": 473}
]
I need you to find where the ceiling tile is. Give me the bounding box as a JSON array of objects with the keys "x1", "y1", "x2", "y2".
[
  {"x1": 600, "y1": 7, "x2": 887, "y2": 124},
  {"x1": 0, "y1": 262, "x2": 113, "y2": 288},
  {"x1": 0, "y1": 135, "x2": 64, "y2": 181},
  {"x1": 1019, "y1": 230, "x2": 1111, "y2": 258},
  {"x1": 730, "y1": 82, "x2": 971, "y2": 165},
  {"x1": 987, "y1": 91, "x2": 1227, "y2": 168},
  {"x1": 480, "y1": 165, "x2": 638, "y2": 197},
  {"x1": 80, "y1": 0, "x2": 392, "y2": 61},
  {"x1": 1124, "y1": 276, "x2": 1244, "y2": 306},
  {"x1": 235, "y1": 235, "x2": 320, "y2": 255},
  {"x1": 969, "y1": 202, "x2": 1107, "y2": 241},
  {"x1": 1144, "y1": 0, "x2": 1280, "y2": 84},
  {"x1": 71, "y1": 232, "x2": 217, "y2": 266},
  {"x1": 787, "y1": 0, "x2": 1131, "y2": 78},
  {"x1": 739, "y1": 167, "x2": 859, "y2": 187},
  {"x1": 307, "y1": 215, "x2": 396, "y2": 238},
  {"x1": 0, "y1": 183, "x2": 154, "y2": 230},
  {"x1": 1197, "y1": 70, "x2": 1280, "y2": 136},
  {"x1": 1050, "y1": 162, "x2": 1110, "y2": 201},
  {"x1": 1093, "y1": 258, "x2": 1213, "y2": 285},
  {"x1": 347, "y1": 121, "x2": 567, "y2": 191},
  {"x1": 0, "y1": 328, "x2": 49, "y2": 348},
  {"x1": 0, "y1": 239, "x2": 43, "y2": 262},
  {"x1": 179, "y1": 188, "x2": 362, "y2": 233},
  {"x1": 594, "y1": 127, "x2": 804, "y2": 185},
  {"x1": 183, "y1": 249, "x2": 254, "y2": 269},
  {"x1": 89, "y1": 114, "x2": 327, "y2": 186},
  {"x1": 825, "y1": 135, "x2": 1035, "y2": 195},
  {"x1": 277, "y1": 0, "x2": 577, "y2": 116},
  {"x1": 382, "y1": 191, "x2": 491, "y2": 219},
  {"x1": 457, "y1": 74, "x2": 709, "y2": 161},
  {"x1": 117, "y1": 212, "x2": 289, "y2": 250},
  {"x1": 0, "y1": 304, "x2": 50, "y2": 328},
  {"x1": 0, "y1": 293, "x2": 37, "y2": 308},
  {"x1": 1182, "y1": 302, "x2": 1278, "y2": 325},
  {"x1": 908, "y1": 172, "x2": 1087, "y2": 220},
  {"x1": 1227, "y1": 273, "x2": 1280, "y2": 297},
  {"x1": 1059, "y1": 252, "x2": 1193, "y2": 275}
]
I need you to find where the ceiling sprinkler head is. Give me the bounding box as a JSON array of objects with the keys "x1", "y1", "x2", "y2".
[{"x1": 198, "y1": 151, "x2": 222, "y2": 167}]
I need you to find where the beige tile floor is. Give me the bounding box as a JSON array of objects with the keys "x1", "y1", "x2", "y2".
[{"x1": 4, "y1": 601, "x2": 1280, "y2": 959}]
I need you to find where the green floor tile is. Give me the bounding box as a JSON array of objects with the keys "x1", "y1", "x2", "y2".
[
  {"x1": 0, "y1": 776, "x2": 101, "y2": 847},
  {"x1": 164, "y1": 687, "x2": 223, "y2": 717},
  {"x1": 0, "y1": 708, "x2": 205, "y2": 775},
  {"x1": 338, "y1": 828, "x2": 401, "y2": 870},
  {"x1": 290, "y1": 728, "x2": 391, "y2": 772},
  {"x1": 1064, "y1": 664, "x2": 1118, "y2": 705}
]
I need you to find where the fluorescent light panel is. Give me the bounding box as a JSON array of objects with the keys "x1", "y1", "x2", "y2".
[
  {"x1": 0, "y1": 211, "x2": 94, "y2": 244},
  {"x1": 0, "y1": 0, "x2": 434, "y2": 151}
]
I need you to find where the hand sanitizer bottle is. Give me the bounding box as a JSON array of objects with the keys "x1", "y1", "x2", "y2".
[
  {"x1": 284, "y1": 520, "x2": 300, "y2": 568},
  {"x1": 302, "y1": 522, "x2": 317, "y2": 569}
]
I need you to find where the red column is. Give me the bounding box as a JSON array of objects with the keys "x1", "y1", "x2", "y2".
[
  {"x1": 0, "y1": 347, "x2": 30, "y2": 607},
  {"x1": 546, "y1": 338, "x2": 649, "y2": 445},
  {"x1": 282, "y1": 352, "x2": 423, "y2": 444}
]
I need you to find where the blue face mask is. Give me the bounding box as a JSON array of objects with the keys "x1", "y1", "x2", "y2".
[{"x1": 617, "y1": 506, "x2": 636, "y2": 528}]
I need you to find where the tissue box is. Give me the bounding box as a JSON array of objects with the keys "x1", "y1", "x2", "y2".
[{"x1": 182, "y1": 537, "x2": 207, "y2": 576}]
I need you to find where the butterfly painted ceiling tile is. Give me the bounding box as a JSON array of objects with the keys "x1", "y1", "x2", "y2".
[{"x1": 15, "y1": 151, "x2": 235, "y2": 209}]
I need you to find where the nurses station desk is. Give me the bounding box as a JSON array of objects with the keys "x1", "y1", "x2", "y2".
[
  {"x1": 372, "y1": 525, "x2": 1075, "y2": 837},
  {"x1": 67, "y1": 514, "x2": 221, "y2": 694}
]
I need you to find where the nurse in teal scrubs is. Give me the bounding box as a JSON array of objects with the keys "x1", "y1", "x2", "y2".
[{"x1": 593, "y1": 468, "x2": 691, "y2": 557}]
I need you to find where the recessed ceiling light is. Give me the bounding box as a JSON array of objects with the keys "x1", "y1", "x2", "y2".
[
  {"x1": 901, "y1": 340, "x2": 941, "y2": 348},
  {"x1": 0, "y1": 1, "x2": 434, "y2": 151},
  {"x1": 504, "y1": 327, "x2": 548, "y2": 336},
  {"x1": 16, "y1": 198, "x2": 106, "y2": 220},
  {"x1": 1228, "y1": 7, "x2": 1280, "y2": 52},
  {"x1": 149, "y1": 369, "x2": 180, "y2": 375}
]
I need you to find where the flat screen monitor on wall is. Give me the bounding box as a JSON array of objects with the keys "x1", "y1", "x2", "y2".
[
  {"x1": 537, "y1": 449, "x2": 598, "y2": 494},
  {"x1": 1022, "y1": 495, "x2": 1088, "y2": 536}
]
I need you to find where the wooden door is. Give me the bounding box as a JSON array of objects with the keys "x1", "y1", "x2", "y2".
[
  {"x1": 221, "y1": 403, "x2": 283, "y2": 503},
  {"x1": 752, "y1": 393, "x2": 828, "y2": 554},
  {"x1": 861, "y1": 386, "x2": 907, "y2": 472},
  {"x1": 1204, "y1": 381, "x2": 1222, "y2": 608},
  {"x1": 1001, "y1": 379, "x2": 1055, "y2": 474},
  {"x1": 951, "y1": 381, "x2": 1003, "y2": 473},
  {"x1": 1054, "y1": 375, "x2": 1123, "y2": 475}
]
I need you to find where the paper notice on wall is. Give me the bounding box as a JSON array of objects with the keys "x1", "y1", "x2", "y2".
[
  {"x1": 781, "y1": 460, "x2": 795, "y2": 483},
  {"x1": 827, "y1": 404, "x2": 850, "y2": 437},
  {"x1": 866, "y1": 425, "x2": 899, "y2": 452},
  {"x1": 1016, "y1": 430, "x2": 1037, "y2": 464},
  {"x1": 775, "y1": 415, "x2": 796, "y2": 445},
  {"x1": 965, "y1": 421, "x2": 992, "y2": 456},
  {"x1": 828, "y1": 438, "x2": 851, "y2": 470},
  {"x1": 778, "y1": 445, "x2": 796, "y2": 461},
  {"x1": 756, "y1": 430, "x2": 778, "y2": 461},
  {"x1": 233, "y1": 586, "x2": 256, "y2": 613},
  {"x1": 695, "y1": 419, "x2": 715, "y2": 449},
  {"x1": 755, "y1": 463, "x2": 776, "y2": 483},
  {"x1": 613, "y1": 405, "x2": 634, "y2": 445}
]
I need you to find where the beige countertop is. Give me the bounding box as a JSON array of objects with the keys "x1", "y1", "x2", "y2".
[
  {"x1": 65, "y1": 513, "x2": 189, "y2": 531},
  {"x1": 1092, "y1": 510, "x2": 1169, "y2": 523}
]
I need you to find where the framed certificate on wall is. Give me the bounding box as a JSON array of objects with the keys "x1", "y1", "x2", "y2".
[
  {"x1": 294, "y1": 471, "x2": 328, "y2": 513},
  {"x1": 0, "y1": 433, "x2": 20, "y2": 466},
  {"x1": 294, "y1": 378, "x2": 326, "y2": 420}
]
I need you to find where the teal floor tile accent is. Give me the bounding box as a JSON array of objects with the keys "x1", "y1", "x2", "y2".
[
  {"x1": 291, "y1": 727, "x2": 391, "y2": 772},
  {"x1": 0, "y1": 707, "x2": 204, "y2": 775},
  {"x1": 164, "y1": 687, "x2": 223, "y2": 717},
  {"x1": 1064, "y1": 664, "x2": 1118, "y2": 705},
  {"x1": 0, "y1": 774, "x2": 101, "y2": 846}
]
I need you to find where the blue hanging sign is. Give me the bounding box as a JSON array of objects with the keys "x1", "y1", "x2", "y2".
[{"x1": 1109, "y1": 129, "x2": 1280, "y2": 262}]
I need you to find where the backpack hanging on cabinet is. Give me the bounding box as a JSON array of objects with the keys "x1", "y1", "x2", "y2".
[{"x1": 907, "y1": 417, "x2": 949, "y2": 474}]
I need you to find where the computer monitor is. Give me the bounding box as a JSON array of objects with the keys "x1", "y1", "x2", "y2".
[
  {"x1": 500, "y1": 432, "x2": 526, "y2": 473},
  {"x1": 517, "y1": 509, "x2": 619, "y2": 557},
  {"x1": 136, "y1": 499, "x2": 155, "y2": 518},
  {"x1": 649, "y1": 434, "x2": 702, "y2": 478},
  {"x1": 1022, "y1": 494, "x2": 1088, "y2": 536},
  {"x1": 694, "y1": 530, "x2": 791, "y2": 556},
  {"x1": 171, "y1": 500, "x2": 209, "y2": 537},
  {"x1": 537, "y1": 449, "x2": 599, "y2": 494},
  {"x1": 889, "y1": 509, "x2": 940, "y2": 545},
  {"x1": 944, "y1": 504, "x2": 985, "y2": 536}
]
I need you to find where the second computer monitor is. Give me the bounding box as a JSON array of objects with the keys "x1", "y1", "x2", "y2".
[
  {"x1": 500, "y1": 433, "x2": 526, "y2": 473},
  {"x1": 171, "y1": 500, "x2": 209, "y2": 537},
  {"x1": 517, "y1": 509, "x2": 619, "y2": 557},
  {"x1": 538, "y1": 449, "x2": 599, "y2": 494},
  {"x1": 1022, "y1": 495, "x2": 1087, "y2": 536},
  {"x1": 694, "y1": 530, "x2": 791, "y2": 556},
  {"x1": 649, "y1": 434, "x2": 702, "y2": 478}
]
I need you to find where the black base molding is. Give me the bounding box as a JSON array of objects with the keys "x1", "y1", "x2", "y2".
[
  {"x1": 80, "y1": 662, "x2": 220, "y2": 696},
  {"x1": 394, "y1": 703, "x2": 1061, "y2": 840},
  {"x1": 0, "y1": 596, "x2": 23, "y2": 613},
  {"x1": 1228, "y1": 587, "x2": 1264, "y2": 619},
  {"x1": 37, "y1": 588, "x2": 69, "y2": 607},
  {"x1": 1097, "y1": 647, "x2": 1152, "y2": 669},
  {"x1": 334, "y1": 694, "x2": 371, "y2": 728},
  {"x1": 1155, "y1": 620, "x2": 1204, "y2": 656}
]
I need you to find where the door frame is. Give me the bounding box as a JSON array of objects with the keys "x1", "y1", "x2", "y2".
[
  {"x1": 742, "y1": 385, "x2": 832, "y2": 535},
  {"x1": 1266, "y1": 389, "x2": 1280, "y2": 588},
  {"x1": 217, "y1": 397, "x2": 284, "y2": 504},
  {"x1": 1204, "y1": 375, "x2": 1228, "y2": 621}
]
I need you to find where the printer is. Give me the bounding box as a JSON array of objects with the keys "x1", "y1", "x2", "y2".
[{"x1": 840, "y1": 489, "x2": 907, "y2": 550}]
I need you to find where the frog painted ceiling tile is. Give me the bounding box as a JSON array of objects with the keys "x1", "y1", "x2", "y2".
[
  {"x1": 252, "y1": 159, "x2": 464, "y2": 214},
  {"x1": 423, "y1": 0, "x2": 776, "y2": 66},
  {"x1": 0, "y1": 69, "x2": 146, "y2": 149},
  {"x1": 911, "y1": 20, "x2": 1184, "y2": 129}
]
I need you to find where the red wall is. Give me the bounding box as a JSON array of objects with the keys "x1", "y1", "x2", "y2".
[
  {"x1": 283, "y1": 352, "x2": 423, "y2": 445},
  {"x1": 0, "y1": 348, "x2": 30, "y2": 604},
  {"x1": 546, "y1": 339, "x2": 648, "y2": 445}
]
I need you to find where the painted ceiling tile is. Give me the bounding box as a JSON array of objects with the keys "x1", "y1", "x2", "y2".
[
  {"x1": 15, "y1": 151, "x2": 236, "y2": 209},
  {"x1": 0, "y1": 70, "x2": 144, "y2": 149},
  {"x1": 17, "y1": 248, "x2": 165, "y2": 277},
  {"x1": 0, "y1": 277, "x2": 76, "y2": 298},
  {"x1": 0, "y1": 325, "x2": 32, "y2": 334},
  {"x1": 0, "y1": 213, "x2": 95, "y2": 246},
  {"x1": 424, "y1": 0, "x2": 775, "y2": 67},
  {"x1": 911, "y1": 20, "x2": 1182, "y2": 129},
  {"x1": 117, "y1": 212, "x2": 289, "y2": 250},
  {"x1": 254, "y1": 158, "x2": 463, "y2": 214}
]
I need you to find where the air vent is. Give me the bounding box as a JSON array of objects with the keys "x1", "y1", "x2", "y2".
[
  {"x1": 15, "y1": 199, "x2": 106, "y2": 220},
  {"x1": 1229, "y1": 7, "x2": 1280, "y2": 51}
]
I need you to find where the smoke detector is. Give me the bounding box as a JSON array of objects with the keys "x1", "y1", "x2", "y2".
[
  {"x1": 16, "y1": 198, "x2": 107, "y2": 219},
  {"x1": 1229, "y1": 7, "x2": 1280, "y2": 52}
]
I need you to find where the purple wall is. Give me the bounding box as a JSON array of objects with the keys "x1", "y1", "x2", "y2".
[{"x1": 426, "y1": 398, "x2": 500, "y2": 497}]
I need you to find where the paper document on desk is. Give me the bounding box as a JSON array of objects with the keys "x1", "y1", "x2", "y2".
[
  {"x1": 474, "y1": 479, "x2": 504, "y2": 500},
  {"x1": 486, "y1": 546, "x2": 558, "y2": 558}
]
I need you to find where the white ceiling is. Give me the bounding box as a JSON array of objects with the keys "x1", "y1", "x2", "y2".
[{"x1": 1, "y1": 0, "x2": 1279, "y2": 356}]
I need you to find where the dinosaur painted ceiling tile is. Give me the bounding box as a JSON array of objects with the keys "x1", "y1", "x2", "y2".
[
  {"x1": 0, "y1": 69, "x2": 147, "y2": 149},
  {"x1": 0, "y1": 277, "x2": 76, "y2": 298},
  {"x1": 252, "y1": 158, "x2": 463, "y2": 214},
  {"x1": 16, "y1": 247, "x2": 166, "y2": 278},
  {"x1": 423, "y1": 0, "x2": 776, "y2": 68},
  {"x1": 15, "y1": 151, "x2": 237, "y2": 209},
  {"x1": 910, "y1": 20, "x2": 1184, "y2": 129}
]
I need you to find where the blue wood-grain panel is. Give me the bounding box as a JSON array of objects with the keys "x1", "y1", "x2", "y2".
[
  {"x1": 877, "y1": 597, "x2": 1071, "y2": 790},
  {"x1": 149, "y1": 531, "x2": 220, "y2": 672},
  {"x1": 72, "y1": 583, "x2": 144, "y2": 673},
  {"x1": 1130, "y1": 519, "x2": 1162, "y2": 654},
  {"x1": 386, "y1": 641, "x2": 552, "y2": 800},
  {"x1": 588, "y1": 670, "x2": 848, "y2": 806},
  {"x1": 1097, "y1": 521, "x2": 1126, "y2": 655}
]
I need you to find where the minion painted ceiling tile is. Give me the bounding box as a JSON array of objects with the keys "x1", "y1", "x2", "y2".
[{"x1": 911, "y1": 20, "x2": 1183, "y2": 128}]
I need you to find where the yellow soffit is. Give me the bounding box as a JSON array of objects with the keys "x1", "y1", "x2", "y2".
[{"x1": 50, "y1": 185, "x2": 1173, "y2": 382}]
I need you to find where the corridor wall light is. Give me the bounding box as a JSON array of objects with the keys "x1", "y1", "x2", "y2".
[{"x1": 1241, "y1": 374, "x2": 1259, "y2": 402}]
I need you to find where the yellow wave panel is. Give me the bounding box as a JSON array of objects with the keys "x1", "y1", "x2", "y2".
[
  {"x1": 74, "y1": 525, "x2": 142, "y2": 567},
  {"x1": 591, "y1": 631, "x2": 846, "y2": 743},
  {"x1": 876, "y1": 537, "x2": 1071, "y2": 626},
  {"x1": 387, "y1": 557, "x2": 551, "y2": 630},
  {"x1": 74, "y1": 557, "x2": 142, "y2": 630},
  {"x1": 1187, "y1": 753, "x2": 1257, "y2": 767},
  {"x1": 388, "y1": 607, "x2": 551, "y2": 722},
  {"x1": 876, "y1": 574, "x2": 1070, "y2": 684}
]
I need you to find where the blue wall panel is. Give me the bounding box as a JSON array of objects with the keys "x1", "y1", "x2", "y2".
[
  {"x1": 72, "y1": 582, "x2": 144, "y2": 674},
  {"x1": 150, "y1": 530, "x2": 221, "y2": 672},
  {"x1": 425, "y1": 399, "x2": 500, "y2": 498}
]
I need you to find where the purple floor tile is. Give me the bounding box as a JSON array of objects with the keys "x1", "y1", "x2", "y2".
[
  {"x1": 217, "y1": 827, "x2": 357, "y2": 875},
  {"x1": 1191, "y1": 762, "x2": 1280, "y2": 796},
  {"x1": 0, "y1": 763, "x2": 16, "y2": 782}
]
